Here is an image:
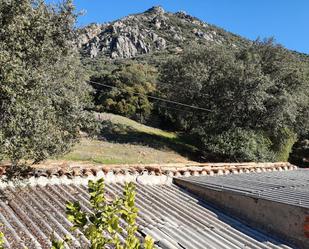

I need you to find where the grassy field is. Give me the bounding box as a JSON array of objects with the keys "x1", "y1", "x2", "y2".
[{"x1": 55, "y1": 113, "x2": 200, "y2": 165}]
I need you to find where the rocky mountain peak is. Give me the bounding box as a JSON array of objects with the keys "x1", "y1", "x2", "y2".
[
  {"x1": 78, "y1": 6, "x2": 245, "y2": 59},
  {"x1": 146, "y1": 6, "x2": 165, "y2": 15}
]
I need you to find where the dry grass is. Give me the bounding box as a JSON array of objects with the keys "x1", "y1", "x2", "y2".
[
  {"x1": 54, "y1": 113, "x2": 200, "y2": 165},
  {"x1": 59, "y1": 138, "x2": 193, "y2": 164},
  {"x1": 96, "y1": 112, "x2": 176, "y2": 139}
]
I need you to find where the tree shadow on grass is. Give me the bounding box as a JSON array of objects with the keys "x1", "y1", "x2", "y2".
[{"x1": 99, "y1": 121, "x2": 204, "y2": 162}]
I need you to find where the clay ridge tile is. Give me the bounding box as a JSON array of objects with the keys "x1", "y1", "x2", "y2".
[{"x1": 0, "y1": 162, "x2": 298, "y2": 180}]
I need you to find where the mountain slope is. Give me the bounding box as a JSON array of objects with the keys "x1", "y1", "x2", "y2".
[
  {"x1": 77, "y1": 6, "x2": 249, "y2": 60},
  {"x1": 55, "y1": 112, "x2": 200, "y2": 164}
]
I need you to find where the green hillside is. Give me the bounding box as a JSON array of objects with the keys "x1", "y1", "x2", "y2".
[{"x1": 55, "y1": 113, "x2": 200, "y2": 165}]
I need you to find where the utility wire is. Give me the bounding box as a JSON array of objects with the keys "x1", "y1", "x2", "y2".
[
  {"x1": 88, "y1": 80, "x2": 213, "y2": 113},
  {"x1": 154, "y1": 101, "x2": 194, "y2": 114},
  {"x1": 154, "y1": 81, "x2": 210, "y2": 99}
]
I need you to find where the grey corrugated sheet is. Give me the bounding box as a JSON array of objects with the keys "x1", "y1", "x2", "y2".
[
  {"x1": 181, "y1": 169, "x2": 309, "y2": 208},
  {"x1": 0, "y1": 182, "x2": 294, "y2": 249}
]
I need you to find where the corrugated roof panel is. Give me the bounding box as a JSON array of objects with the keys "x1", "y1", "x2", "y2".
[
  {"x1": 180, "y1": 169, "x2": 309, "y2": 208},
  {"x1": 0, "y1": 183, "x2": 294, "y2": 249}
]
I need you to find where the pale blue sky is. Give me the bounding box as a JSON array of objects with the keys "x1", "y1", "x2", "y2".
[{"x1": 47, "y1": 0, "x2": 309, "y2": 54}]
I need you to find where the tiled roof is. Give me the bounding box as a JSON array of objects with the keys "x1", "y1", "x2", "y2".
[
  {"x1": 0, "y1": 182, "x2": 294, "y2": 249},
  {"x1": 0, "y1": 162, "x2": 296, "y2": 185},
  {"x1": 0, "y1": 162, "x2": 297, "y2": 248}
]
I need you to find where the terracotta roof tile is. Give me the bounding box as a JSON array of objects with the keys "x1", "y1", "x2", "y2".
[{"x1": 0, "y1": 162, "x2": 298, "y2": 186}]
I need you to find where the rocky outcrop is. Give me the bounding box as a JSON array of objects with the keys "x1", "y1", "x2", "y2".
[{"x1": 77, "y1": 6, "x2": 239, "y2": 59}]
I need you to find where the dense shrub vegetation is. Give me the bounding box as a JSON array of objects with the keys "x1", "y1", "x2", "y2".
[
  {"x1": 0, "y1": 0, "x2": 95, "y2": 168},
  {"x1": 1, "y1": 0, "x2": 307, "y2": 168},
  {"x1": 85, "y1": 39, "x2": 309, "y2": 163},
  {"x1": 91, "y1": 63, "x2": 157, "y2": 123},
  {"x1": 289, "y1": 133, "x2": 309, "y2": 167},
  {"x1": 158, "y1": 40, "x2": 309, "y2": 161}
]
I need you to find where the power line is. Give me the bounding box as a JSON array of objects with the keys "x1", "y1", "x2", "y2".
[
  {"x1": 90, "y1": 81, "x2": 196, "y2": 115},
  {"x1": 81, "y1": 59, "x2": 209, "y2": 97},
  {"x1": 88, "y1": 80, "x2": 213, "y2": 113},
  {"x1": 154, "y1": 102, "x2": 194, "y2": 114},
  {"x1": 154, "y1": 81, "x2": 210, "y2": 98},
  {"x1": 91, "y1": 76, "x2": 209, "y2": 98}
]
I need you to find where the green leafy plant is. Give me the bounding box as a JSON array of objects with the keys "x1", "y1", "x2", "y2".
[
  {"x1": 0, "y1": 0, "x2": 95, "y2": 170},
  {"x1": 200, "y1": 128, "x2": 275, "y2": 162},
  {"x1": 91, "y1": 63, "x2": 157, "y2": 123},
  {"x1": 51, "y1": 178, "x2": 154, "y2": 249},
  {"x1": 50, "y1": 234, "x2": 71, "y2": 249},
  {"x1": 289, "y1": 132, "x2": 309, "y2": 167},
  {"x1": 158, "y1": 40, "x2": 309, "y2": 162},
  {"x1": 0, "y1": 231, "x2": 4, "y2": 249}
]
